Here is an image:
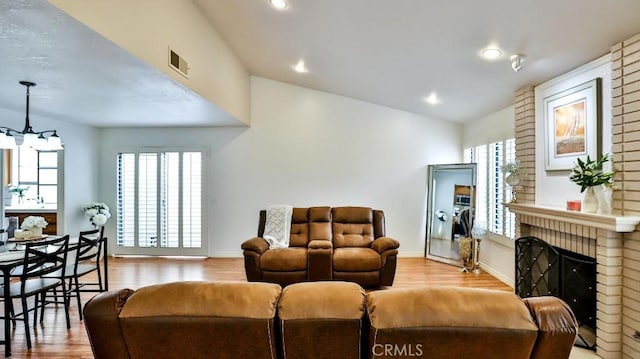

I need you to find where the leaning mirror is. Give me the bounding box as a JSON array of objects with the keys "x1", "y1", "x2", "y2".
[{"x1": 425, "y1": 163, "x2": 477, "y2": 267}]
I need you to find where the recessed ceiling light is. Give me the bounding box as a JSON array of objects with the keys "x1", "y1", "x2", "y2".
[
  {"x1": 269, "y1": 0, "x2": 288, "y2": 9},
  {"x1": 424, "y1": 93, "x2": 440, "y2": 105},
  {"x1": 293, "y1": 59, "x2": 308, "y2": 73},
  {"x1": 481, "y1": 47, "x2": 503, "y2": 60}
]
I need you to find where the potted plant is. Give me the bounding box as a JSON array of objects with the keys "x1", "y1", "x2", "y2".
[
  {"x1": 9, "y1": 185, "x2": 29, "y2": 204},
  {"x1": 569, "y1": 153, "x2": 614, "y2": 213}
]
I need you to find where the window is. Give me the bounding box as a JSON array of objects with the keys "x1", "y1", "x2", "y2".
[
  {"x1": 11, "y1": 147, "x2": 58, "y2": 205},
  {"x1": 465, "y1": 139, "x2": 516, "y2": 239},
  {"x1": 117, "y1": 149, "x2": 204, "y2": 254}
]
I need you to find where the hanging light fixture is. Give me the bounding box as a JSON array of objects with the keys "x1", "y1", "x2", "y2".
[{"x1": 0, "y1": 81, "x2": 63, "y2": 151}]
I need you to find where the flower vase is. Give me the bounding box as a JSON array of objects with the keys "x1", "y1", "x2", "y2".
[
  {"x1": 30, "y1": 227, "x2": 42, "y2": 237},
  {"x1": 594, "y1": 184, "x2": 612, "y2": 214},
  {"x1": 582, "y1": 186, "x2": 598, "y2": 214}
]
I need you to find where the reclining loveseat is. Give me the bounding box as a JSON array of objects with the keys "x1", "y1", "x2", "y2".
[
  {"x1": 84, "y1": 281, "x2": 579, "y2": 359},
  {"x1": 241, "y1": 206, "x2": 400, "y2": 287}
]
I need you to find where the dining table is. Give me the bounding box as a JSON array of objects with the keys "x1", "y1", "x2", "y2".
[{"x1": 0, "y1": 235, "x2": 109, "y2": 357}]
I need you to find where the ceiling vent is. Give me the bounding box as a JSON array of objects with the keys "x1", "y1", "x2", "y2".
[{"x1": 168, "y1": 48, "x2": 189, "y2": 78}]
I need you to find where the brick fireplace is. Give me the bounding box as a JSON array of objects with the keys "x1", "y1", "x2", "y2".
[{"x1": 506, "y1": 203, "x2": 640, "y2": 358}]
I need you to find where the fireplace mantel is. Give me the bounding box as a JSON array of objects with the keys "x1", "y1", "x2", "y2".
[{"x1": 505, "y1": 202, "x2": 640, "y2": 233}]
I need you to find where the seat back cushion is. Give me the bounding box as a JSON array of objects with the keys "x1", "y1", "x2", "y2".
[
  {"x1": 309, "y1": 206, "x2": 332, "y2": 242},
  {"x1": 367, "y1": 286, "x2": 539, "y2": 359},
  {"x1": 289, "y1": 208, "x2": 311, "y2": 247},
  {"x1": 119, "y1": 281, "x2": 282, "y2": 359},
  {"x1": 332, "y1": 207, "x2": 374, "y2": 248}
]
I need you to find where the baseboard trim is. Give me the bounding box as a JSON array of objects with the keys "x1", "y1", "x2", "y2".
[{"x1": 480, "y1": 262, "x2": 514, "y2": 288}]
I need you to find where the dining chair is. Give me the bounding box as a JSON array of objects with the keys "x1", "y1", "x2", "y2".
[
  {"x1": 68, "y1": 227, "x2": 106, "y2": 320},
  {"x1": 2, "y1": 235, "x2": 70, "y2": 349},
  {"x1": 43, "y1": 227, "x2": 106, "y2": 321}
]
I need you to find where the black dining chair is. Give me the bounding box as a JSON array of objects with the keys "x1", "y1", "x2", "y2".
[
  {"x1": 68, "y1": 227, "x2": 107, "y2": 320},
  {"x1": 43, "y1": 227, "x2": 106, "y2": 321},
  {"x1": 2, "y1": 235, "x2": 70, "y2": 349}
]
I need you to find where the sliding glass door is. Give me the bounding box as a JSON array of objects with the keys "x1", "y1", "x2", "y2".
[{"x1": 116, "y1": 148, "x2": 206, "y2": 256}]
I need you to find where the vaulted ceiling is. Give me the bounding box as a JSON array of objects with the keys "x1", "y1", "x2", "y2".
[
  {"x1": 2, "y1": 0, "x2": 640, "y2": 128},
  {"x1": 196, "y1": 0, "x2": 640, "y2": 122}
]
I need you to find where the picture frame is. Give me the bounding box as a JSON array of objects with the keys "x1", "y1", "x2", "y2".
[{"x1": 544, "y1": 78, "x2": 601, "y2": 171}]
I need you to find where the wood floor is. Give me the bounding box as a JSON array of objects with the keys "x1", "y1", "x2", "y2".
[{"x1": 6, "y1": 257, "x2": 512, "y2": 358}]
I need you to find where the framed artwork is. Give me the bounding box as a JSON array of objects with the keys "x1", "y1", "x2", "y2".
[{"x1": 544, "y1": 78, "x2": 601, "y2": 171}]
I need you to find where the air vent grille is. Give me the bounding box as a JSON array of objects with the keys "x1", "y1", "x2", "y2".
[{"x1": 168, "y1": 48, "x2": 189, "y2": 78}]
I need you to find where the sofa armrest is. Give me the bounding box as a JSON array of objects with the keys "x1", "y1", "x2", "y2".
[
  {"x1": 522, "y1": 296, "x2": 578, "y2": 359},
  {"x1": 83, "y1": 289, "x2": 135, "y2": 359},
  {"x1": 242, "y1": 237, "x2": 270, "y2": 255},
  {"x1": 371, "y1": 237, "x2": 400, "y2": 254},
  {"x1": 308, "y1": 240, "x2": 333, "y2": 249}
]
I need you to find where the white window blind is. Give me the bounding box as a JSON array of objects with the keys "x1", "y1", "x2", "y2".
[
  {"x1": 466, "y1": 138, "x2": 516, "y2": 239},
  {"x1": 117, "y1": 150, "x2": 203, "y2": 251}
]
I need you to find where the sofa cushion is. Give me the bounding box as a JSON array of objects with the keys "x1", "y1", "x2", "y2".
[
  {"x1": 366, "y1": 286, "x2": 538, "y2": 330},
  {"x1": 366, "y1": 287, "x2": 541, "y2": 359},
  {"x1": 119, "y1": 281, "x2": 282, "y2": 319},
  {"x1": 261, "y1": 247, "x2": 308, "y2": 271},
  {"x1": 289, "y1": 208, "x2": 310, "y2": 247},
  {"x1": 278, "y1": 281, "x2": 365, "y2": 320},
  {"x1": 332, "y1": 207, "x2": 374, "y2": 248},
  {"x1": 278, "y1": 282, "x2": 365, "y2": 359},
  {"x1": 333, "y1": 247, "x2": 381, "y2": 271}
]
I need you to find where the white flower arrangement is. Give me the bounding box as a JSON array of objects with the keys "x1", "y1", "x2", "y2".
[
  {"x1": 500, "y1": 159, "x2": 523, "y2": 176},
  {"x1": 82, "y1": 202, "x2": 111, "y2": 226},
  {"x1": 21, "y1": 215, "x2": 48, "y2": 230}
]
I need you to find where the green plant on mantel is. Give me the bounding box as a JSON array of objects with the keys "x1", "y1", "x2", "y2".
[{"x1": 569, "y1": 153, "x2": 614, "y2": 193}]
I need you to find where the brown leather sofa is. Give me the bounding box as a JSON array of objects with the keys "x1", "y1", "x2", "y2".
[
  {"x1": 84, "y1": 282, "x2": 578, "y2": 359},
  {"x1": 241, "y1": 206, "x2": 400, "y2": 287}
]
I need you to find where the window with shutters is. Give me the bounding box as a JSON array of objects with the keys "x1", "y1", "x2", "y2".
[
  {"x1": 464, "y1": 138, "x2": 516, "y2": 239},
  {"x1": 116, "y1": 149, "x2": 204, "y2": 254}
]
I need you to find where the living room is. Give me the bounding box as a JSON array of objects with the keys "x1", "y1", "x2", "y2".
[{"x1": 1, "y1": 1, "x2": 640, "y2": 358}]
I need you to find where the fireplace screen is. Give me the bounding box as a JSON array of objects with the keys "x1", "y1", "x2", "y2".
[{"x1": 515, "y1": 236, "x2": 596, "y2": 348}]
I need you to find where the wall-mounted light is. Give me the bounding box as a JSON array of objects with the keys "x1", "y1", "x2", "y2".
[
  {"x1": 510, "y1": 54, "x2": 526, "y2": 72},
  {"x1": 0, "y1": 81, "x2": 63, "y2": 151}
]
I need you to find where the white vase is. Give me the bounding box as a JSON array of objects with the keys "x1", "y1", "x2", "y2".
[
  {"x1": 594, "y1": 184, "x2": 612, "y2": 214},
  {"x1": 582, "y1": 186, "x2": 598, "y2": 213},
  {"x1": 505, "y1": 173, "x2": 521, "y2": 187}
]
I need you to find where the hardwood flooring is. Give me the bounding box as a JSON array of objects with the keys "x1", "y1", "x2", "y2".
[{"x1": 5, "y1": 257, "x2": 511, "y2": 358}]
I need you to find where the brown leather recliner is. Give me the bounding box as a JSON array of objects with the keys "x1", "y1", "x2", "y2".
[
  {"x1": 83, "y1": 281, "x2": 282, "y2": 359},
  {"x1": 241, "y1": 206, "x2": 399, "y2": 287},
  {"x1": 331, "y1": 207, "x2": 399, "y2": 286}
]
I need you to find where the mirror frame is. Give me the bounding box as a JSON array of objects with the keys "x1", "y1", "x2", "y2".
[{"x1": 424, "y1": 163, "x2": 477, "y2": 266}]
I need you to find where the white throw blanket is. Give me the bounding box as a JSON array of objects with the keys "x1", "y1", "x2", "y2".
[{"x1": 263, "y1": 205, "x2": 293, "y2": 249}]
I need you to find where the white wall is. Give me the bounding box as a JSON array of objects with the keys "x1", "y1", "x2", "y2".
[
  {"x1": 48, "y1": 0, "x2": 251, "y2": 125},
  {"x1": 0, "y1": 107, "x2": 100, "y2": 236},
  {"x1": 462, "y1": 106, "x2": 514, "y2": 148},
  {"x1": 98, "y1": 77, "x2": 462, "y2": 257},
  {"x1": 535, "y1": 55, "x2": 612, "y2": 207}
]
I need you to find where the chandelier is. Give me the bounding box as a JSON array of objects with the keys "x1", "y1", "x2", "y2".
[{"x1": 0, "y1": 81, "x2": 63, "y2": 151}]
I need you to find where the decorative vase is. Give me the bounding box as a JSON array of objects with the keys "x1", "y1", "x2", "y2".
[
  {"x1": 582, "y1": 186, "x2": 598, "y2": 213},
  {"x1": 28, "y1": 227, "x2": 43, "y2": 238},
  {"x1": 505, "y1": 173, "x2": 521, "y2": 187},
  {"x1": 594, "y1": 184, "x2": 612, "y2": 214}
]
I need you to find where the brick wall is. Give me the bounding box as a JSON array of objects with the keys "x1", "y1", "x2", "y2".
[
  {"x1": 612, "y1": 33, "x2": 640, "y2": 358},
  {"x1": 514, "y1": 86, "x2": 535, "y2": 239}
]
